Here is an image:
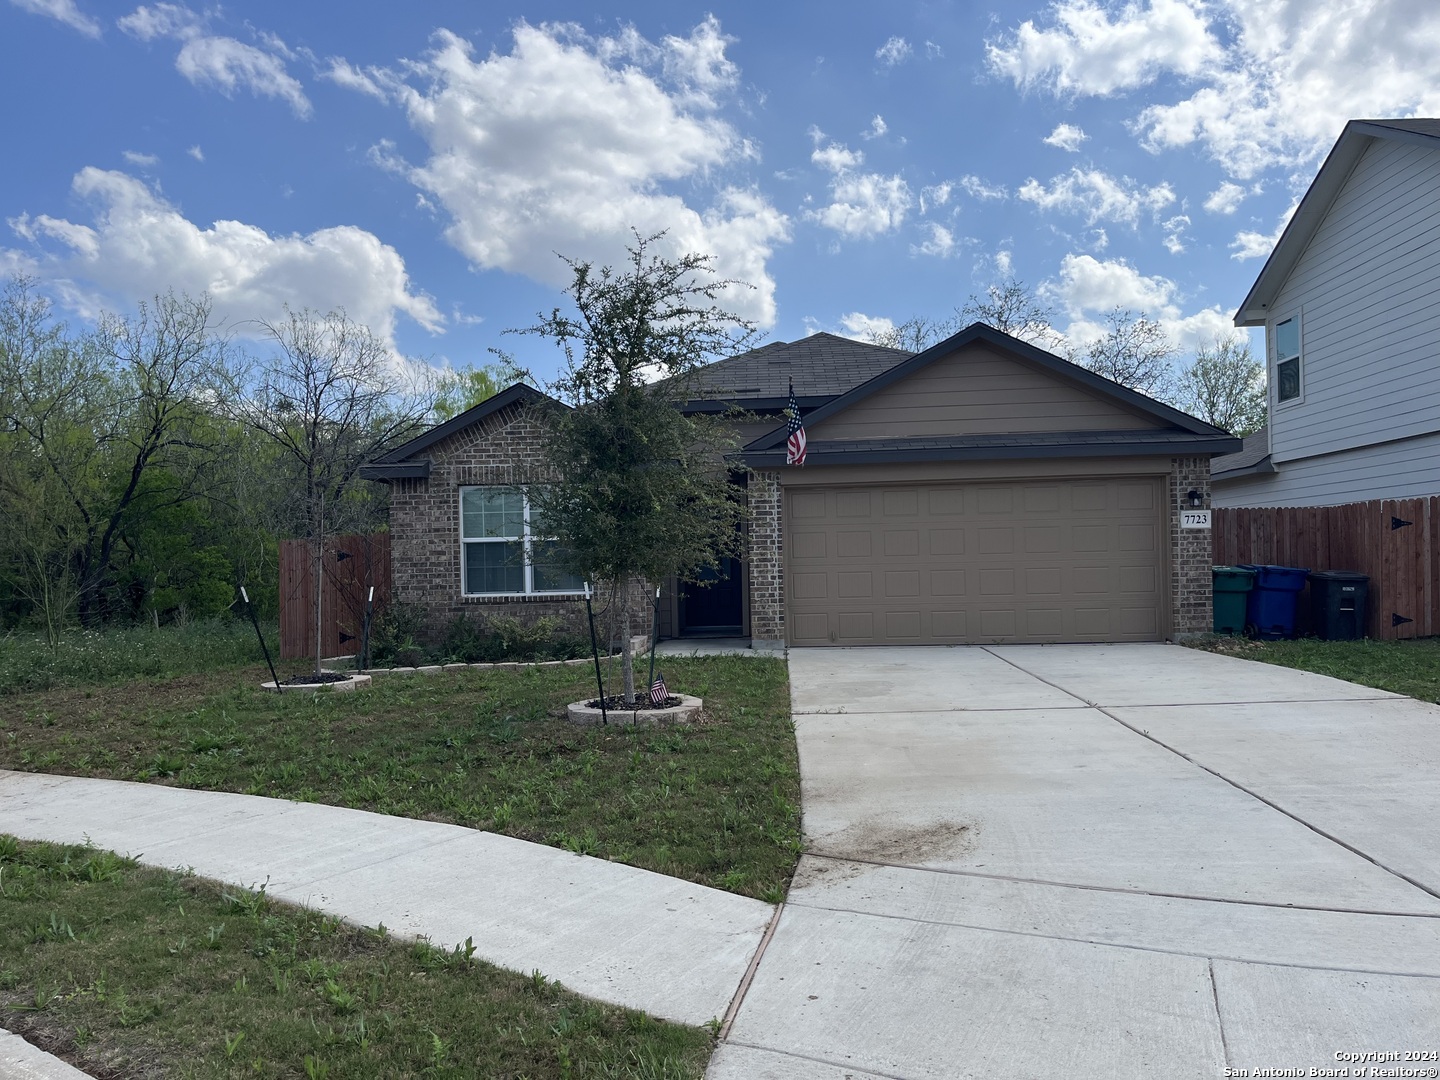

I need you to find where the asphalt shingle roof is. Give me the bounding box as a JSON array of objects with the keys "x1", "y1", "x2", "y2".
[
  {"x1": 1211, "y1": 424, "x2": 1271, "y2": 477},
  {"x1": 1359, "y1": 118, "x2": 1440, "y2": 139},
  {"x1": 681, "y1": 332, "x2": 913, "y2": 402}
]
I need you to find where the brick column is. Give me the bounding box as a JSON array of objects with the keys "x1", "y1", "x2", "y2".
[
  {"x1": 1170, "y1": 455, "x2": 1214, "y2": 638},
  {"x1": 747, "y1": 470, "x2": 785, "y2": 642}
]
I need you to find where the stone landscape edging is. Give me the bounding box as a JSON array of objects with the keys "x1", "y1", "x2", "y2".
[
  {"x1": 262, "y1": 673, "x2": 373, "y2": 693},
  {"x1": 360, "y1": 635, "x2": 654, "y2": 677},
  {"x1": 566, "y1": 694, "x2": 703, "y2": 728}
]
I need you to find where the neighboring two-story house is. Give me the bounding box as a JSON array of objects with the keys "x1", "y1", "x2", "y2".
[{"x1": 1213, "y1": 118, "x2": 1440, "y2": 507}]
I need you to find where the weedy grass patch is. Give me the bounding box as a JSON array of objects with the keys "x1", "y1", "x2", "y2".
[
  {"x1": 0, "y1": 656, "x2": 801, "y2": 901},
  {"x1": 0, "y1": 619, "x2": 276, "y2": 697},
  {"x1": 1188, "y1": 634, "x2": 1440, "y2": 704},
  {"x1": 0, "y1": 836, "x2": 712, "y2": 1079}
]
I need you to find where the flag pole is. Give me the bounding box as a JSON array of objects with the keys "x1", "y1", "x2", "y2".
[
  {"x1": 584, "y1": 583, "x2": 607, "y2": 725},
  {"x1": 646, "y1": 586, "x2": 661, "y2": 692}
]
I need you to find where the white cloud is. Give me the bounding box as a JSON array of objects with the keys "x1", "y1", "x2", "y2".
[
  {"x1": 118, "y1": 3, "x2": 312, "y2": 118},
  {"x1": 1161, "y1": 214, "x2": 1190, "y2": 254},
  {"x1": 1043, "y1": 122, "x2": 1088, "y2": 151},
  {"x1": 862, "y1": 115, "x2": 888, "y2": 140},
  {"x1": 186, "y1": 144, "x2": 204, "y2": 162},
  {"x1": 919, "y1": 182, "x2": 953, "y2": 213},
  {"x1": 990, "y1": 0, "x2": 1440, "y2": 180},
  {"x1": 806, "y1": 135, "x2": 912, "y2": 239},
  {"x1": 987, "y1": 0, "x2": 1220, "y2": 96},
  {"x1": 1018, "y1": 167, "x2": 1174, "y2": 226},
  {"x1": 10, "y1": 0, "x2": 100, "y2": 37},
  {"x1": 875, "y1": 36, "x2": 912, "y2": 67},
  {"x1": 839, "y1": 311, "x2": 895, "y2": 340},
  {"x1": 1203, "y1": 181, "x2": 1247, "y2": 214},
  {"x1": 1230, "y1": 198, "x2": 1298, "y2": 260},
  {"x1": 6, "y1": 168, "x2": 441, "y2": 351},
  {"x1": 1044, "y1": 252, "x2": 1229, "y2": 351},
  {"x1": 911, "y1": 222, "x2": 957, "y2": 258},
  {"x1": 924, "y1": 41, "x2": 943, "y2": 59},
  {"x1": 322, "y1": 57, "x2": 387, "y2": 100},
  {"x1": 960, "y1": 175, "x2": 1008, "y2": 201},
  {"x1": 121, "y1": 149, "x2": 159, "y2": 167},
  {"x1": 380, "y1": 21, "x2": 788, "y2": 327}
]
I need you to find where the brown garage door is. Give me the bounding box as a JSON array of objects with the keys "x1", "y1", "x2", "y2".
[{"x1": 786, "y1": 478, "x2": 1165, "y2": 645}]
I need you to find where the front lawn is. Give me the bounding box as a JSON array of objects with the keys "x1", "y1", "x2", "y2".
[
  {"x1": 1187, "y1": 635, "x2": 1440, "y2": 703},
  {"x1": 0, "y1": 656, "x2": 801, "y2": 902},
  {"x1": 0, "y1": 837, "x2": 713, "y2": 1079}
]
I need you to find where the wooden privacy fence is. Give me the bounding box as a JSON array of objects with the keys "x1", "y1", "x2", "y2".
[
  {"x1": 279, "y1": 532, "x2": 392, "y2": 660},
  {"x1": 1214, "y1": 498, "x2": 1440, "y2": 640}
]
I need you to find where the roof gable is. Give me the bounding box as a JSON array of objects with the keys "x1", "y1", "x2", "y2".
[
  {"x1": 372, "y1": 382, "x2": 559, "y2": 465},
  {"x1": 1235, "y1": 118, "x2": 1440, "y2": 326},
  {"x1": 747, "y1": 323, "x2": 1229, "y2": 453}
]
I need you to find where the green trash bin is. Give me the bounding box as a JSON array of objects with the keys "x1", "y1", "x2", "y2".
[{"x1": 1213, "y1": 566, "x2": 1256, "y2": 635}]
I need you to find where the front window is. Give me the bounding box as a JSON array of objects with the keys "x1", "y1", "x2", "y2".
[
  {"x1": 460, "y1": 488, "x2": 585, "y2": 595},
  {"x1": 1274, "y1": 316, "x2": 1301, "y2": 403}
]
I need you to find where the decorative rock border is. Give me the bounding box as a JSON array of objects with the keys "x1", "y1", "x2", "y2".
[
  {"x1": 358, "y1": 635, "x2": 654, "y2": 677},
  {"x1": 262, "y1": 673, "x2": 373, "y2": 694},
  {"x1": 566, "y1": 694, "x2": 703, "y2": 728}
]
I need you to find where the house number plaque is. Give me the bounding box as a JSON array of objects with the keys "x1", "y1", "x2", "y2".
[{"x1": 1181, "y1": 510, "x2": 1212, "y2": 529}]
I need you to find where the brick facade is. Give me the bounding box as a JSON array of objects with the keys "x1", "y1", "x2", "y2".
[
  {"x1": 1169, "y1": 455, "x2": 1214, "y2": 639},
  {"x1": 747, "y1": 470, "x2": 785, "y2": 642}
]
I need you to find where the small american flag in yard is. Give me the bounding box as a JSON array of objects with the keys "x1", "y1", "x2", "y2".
[
  {"x1": 650, "y1": 672, "x2": 669, "y2": 705},
  {"x1": 785, "y1": 379, "x2": 807, "y2": 466}
]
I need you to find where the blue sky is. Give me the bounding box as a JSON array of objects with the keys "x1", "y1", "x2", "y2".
[{"x1": 4, "y1": 0, "x2": 1440, "y2": 385}]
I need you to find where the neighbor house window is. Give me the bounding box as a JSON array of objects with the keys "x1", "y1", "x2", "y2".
[
  {"x1": 1274, "y1": 316, "x2": 1301, "y2": 403},
  {"x1": 460, "y1": 487, "x2": 585, "y2": 595}
]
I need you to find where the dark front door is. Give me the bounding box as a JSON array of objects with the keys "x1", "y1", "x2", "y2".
[{"x1": 679, "y1": 558, "x2": 743, "y2": 635}]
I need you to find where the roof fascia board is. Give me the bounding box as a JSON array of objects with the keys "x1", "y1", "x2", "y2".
[
  {"x1": 744, "y1": 323, "x2": 1225, "y2": 451},
  {"x1": 741, "y1": 434, "x2": 1241, "y2": 467},
  {"x1": 357, "y1": 460, "x2": 431, "y2": 481},
  {"x1": 1212, "y1": 457, "x2": 1276, "y2": 481}
]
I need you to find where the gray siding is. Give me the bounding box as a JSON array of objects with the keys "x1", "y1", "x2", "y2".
[
  {"x1": 1213, "y1": 429, "x2": 1440, "y2": 508},
  {"x1": 1268, "y1": 137, "x2": 1440, "y2": 465},
  {"x1": 807, "y1": 342, "x2": 1164, "y2": 441}
]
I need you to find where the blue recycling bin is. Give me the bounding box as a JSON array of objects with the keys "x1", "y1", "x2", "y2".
[{"x1": 1238, "y1": 564, "x2": 1310, "y2": 639}]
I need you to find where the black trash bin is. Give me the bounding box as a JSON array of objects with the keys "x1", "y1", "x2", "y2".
[{"x1": 1308, "y1": 570, "x2": 1369, "y2": 640}]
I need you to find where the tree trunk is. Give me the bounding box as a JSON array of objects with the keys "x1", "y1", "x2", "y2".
[
  {"x1": 312, "y1": 490, "x2": 324, "y2": 677},
  {"x1": 619, "y1": 578, "x2": 636, "y2": 706}
]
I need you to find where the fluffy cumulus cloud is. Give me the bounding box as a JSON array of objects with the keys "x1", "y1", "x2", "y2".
[
  {"x1": 10, "y1": 0, "x2": 100, "y2": 37},
  {"x1": 987, "y1": 0, "x2": 1220, "y2": 96},
  {"x1": 1043, "y1": 252, "x2": 1230, "y2": 350},
  {"x1": 910, "y1": 222, "x2": 957, "y2": 258},
  {"x1": 806, "y1": 131, "x2": 912, "y2": 239},
  {"x1": 1043, "y1": 122, "x2": 1089, "y2": 151},
  {"x1": 374, "y1": 20, "x2": 787, "y2": 327},
  {"x1": 990, "y1": 0, "x2": 1440, "y2": 179},
  {"x1": 1203, "y1": 181, "x2": 1248, "y2": 214},
  {"x1": 1018, "y1": 167, "x2": 1174, "y2": 226},
  {"x1": 6, "y1": 168, "x2": 441, "y2": 349},
  {"x1": 875, "y1": 36, "x2": 912, "y2": 67},
  {"x1": 839, "y1": 311, "x2": 895, "y2": 340},
  {"x1": 117, "y1": 3, "x2": 312, "y2": 118},
  {"x1": 959, "y1": 175, "x2": 1008, "y2": 201},
  {"x1": 1230, "y1": 197, "x2": 1298, "y2": 260}
]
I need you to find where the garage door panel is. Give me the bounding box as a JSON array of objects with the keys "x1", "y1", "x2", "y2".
[
  {"x1": 792, "y1": 491, "x2": 827, "y2": 519},
  {"x1": 786, "y1": 477, "x2": 1164, "y2": 646}
]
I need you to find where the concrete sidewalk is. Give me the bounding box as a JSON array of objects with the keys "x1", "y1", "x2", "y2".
[
  {"x1": 0, "y1": 771, "x2": 773, "y2": 1030},
  {"x1": 711, "y1": 643, "x2": 1440, "y2": 1080}
]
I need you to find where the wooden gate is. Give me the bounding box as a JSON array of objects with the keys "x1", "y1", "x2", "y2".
[
  {"x1": 1213, "y1": 498, "x2": 1440, "y2": 640},
  {"x1": 279, "y1": 532, "x2": 392, "y2": 660}
]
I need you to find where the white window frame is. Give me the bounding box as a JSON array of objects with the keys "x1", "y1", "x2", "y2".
[
  {"x1": 1271, "y1": 310, "x2": 1303, "y2": 407},
  {"x1": 459, "y1": 487, "x2": 585, "y2": 597}
]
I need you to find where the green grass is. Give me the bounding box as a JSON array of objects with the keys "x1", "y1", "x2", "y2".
[
  {"x1": 1188, "y1": 634, "x2": 1440, "y2": 703},
  {"x1": 0, "y1": 656, "x2": 801, "y2": 901},
  {"x1": 0, "y1": 619, "x2": 277, "y2": 697},
  {"x1": 0, "y1": 836, "x2": 712, "y2": 1079}
]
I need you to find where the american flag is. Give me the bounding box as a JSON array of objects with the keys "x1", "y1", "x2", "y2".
[
  {"x1": 649, "y1": 672, "x2": 669, "y2": 706},
  {"x1": 785, "y1": 379, "x2": 807, "y2": 466}
]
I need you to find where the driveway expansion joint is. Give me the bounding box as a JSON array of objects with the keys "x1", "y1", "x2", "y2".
[{"x1": 717, "y1": 901, "x2": 785, "y2": 1042}]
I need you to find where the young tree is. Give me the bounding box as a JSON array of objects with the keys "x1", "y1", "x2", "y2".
[
  {"x1": 232, "y1": 308, "x2": 431, "y2": 675},
  {"x1": 517, "y1": 232, "x2": 756, "y2": 706},
  {"x1": 1070, "y1": 307, "x2": 1177, "y2": 398},
  {"x1": 860, "y1": 315, "x2": 956, "y2": 353},
  {"x1": 1175, "y1": 335, "x2": 1267, "y2": 435}
]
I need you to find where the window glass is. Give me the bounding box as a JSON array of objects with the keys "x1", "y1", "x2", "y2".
[
  {"x1": 532, "y1": 540, "x2": 585, "y2": 592},
  {"x1": 461, "y1": 488, "x2": 523, "y2": 539},
  {"x1": 1277, "y1": 357, "x2": 1301, "y2": 402},
  {"x1": 1275, "y1": 318, "x2": 1299, "y2": 360},
  {"x1": 464, "y1": 541, "x2": 524, "y2": 594}
]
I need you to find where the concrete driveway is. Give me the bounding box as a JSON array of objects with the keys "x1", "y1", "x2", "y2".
[{"x1": 710, "y1": 644, "x2": 1440, "y2": 1079}]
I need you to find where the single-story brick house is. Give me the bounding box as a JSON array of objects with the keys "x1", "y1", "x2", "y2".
[{"x1": 360, "y1": 323, "x2": 1239, "y2": 647}]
